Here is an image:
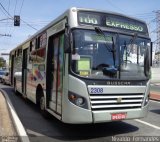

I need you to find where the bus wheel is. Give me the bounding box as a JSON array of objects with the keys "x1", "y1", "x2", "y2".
[
  {"x1": 40, "y1": 95, "x2": 49, "y2": 118},
  {"x1": 14, "y1": 79, "x2": 18, "y2": 94}
]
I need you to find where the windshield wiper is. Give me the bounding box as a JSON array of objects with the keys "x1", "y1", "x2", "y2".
[
  {"x1": 123, "y1": 41, "x2": 128, "y2": 65},
  {"x1": 112, "y1": 36, "x2": 116, "y2": 67},
  {"x1": 95, "y1": 27, "x2": 117, "y2": 75},
  {"x1": 95, "y1": 27, "x2": 116, "y2": 64},
  {"x1": 95, "y1": 27, "x2": 113, "y2": 52}
]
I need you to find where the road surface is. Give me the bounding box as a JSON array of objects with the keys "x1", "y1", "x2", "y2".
[{"x1": 0, "y1": 84, "x2": 160, "y2": 142}]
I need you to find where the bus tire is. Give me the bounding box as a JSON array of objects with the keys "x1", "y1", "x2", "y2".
[
  {"x1": 36, "y1": 86, "x2": 50, "y2": 118},
  {"x1": 39, "y1": 95, "x2": 50, "y2": 118},
  {"x1": 14, "y1": 79, "x2": 18, "y2": 95},
  {"x1": 2, "y1": 79, "x2": 5, "y2": 85}
]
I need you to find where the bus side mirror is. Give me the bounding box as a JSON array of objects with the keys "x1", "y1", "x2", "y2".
[
  {"x1": 64, "y1": 23, "x2": 71, "y2": 53},
  {"x1": 150, "y1": 42, "x2": 153, "y2": 66},
  {"x1": 64, "y1": 33, "x2": 71, "y2": 53}
]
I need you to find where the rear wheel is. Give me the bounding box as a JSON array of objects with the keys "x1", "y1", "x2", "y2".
[
  {"x1": 2, "y1": 79, "x2": 5, "y2": 85},
  {"x1": 39, "y1": 95, "x2": 49, "y2": 118},
  {"x1": 14, "y1": 79, "x2": 18, "y2": 94},
  {"x1": 40, "y1": 96, "x2": 45, "y2": 111}
]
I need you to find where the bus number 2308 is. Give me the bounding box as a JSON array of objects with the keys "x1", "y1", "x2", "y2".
[{"x1": 90, "y1": 88, "x2": 103, "y2": 94}]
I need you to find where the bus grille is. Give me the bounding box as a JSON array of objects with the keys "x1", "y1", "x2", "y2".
[{"x1": 89, "y1": 93, "x2": 144, "y2": 111}]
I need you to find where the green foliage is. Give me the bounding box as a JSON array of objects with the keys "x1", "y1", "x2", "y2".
[{"x1": 0, "y1": 57, "x2": 6, "y2": 68}]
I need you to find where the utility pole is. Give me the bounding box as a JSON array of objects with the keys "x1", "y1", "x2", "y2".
[
  {"x1": 1, "y1": 53, "x2": 9, "y2": 56},
  {"x1": 155, "y1": 10, "x2": 160, "y2": 53},
  {"x1": 154, "y1": 10, "x2": 160, "y2": 66},
  {"x1": 0, "y1": 18, "x2": 12, "y2": 37},
  {"x1": 0, "y1": 18, "x2": 12, "y2": 22},
  {"x1": 0, "y1": 16, "x2": 20, "y2": 27},
  {"x1": 0, "y1": 34, "x2": 11, "y2": 37}
]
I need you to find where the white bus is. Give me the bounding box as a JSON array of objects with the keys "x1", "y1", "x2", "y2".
[{"x1": 9, "y1": 7, "x2": 152, "y2": 124}]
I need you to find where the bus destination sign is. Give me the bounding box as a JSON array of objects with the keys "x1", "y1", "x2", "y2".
[
  {"x1": 78, "y1": 12, "x2": 147, "y2": 34},
  {"x1": 106, "y1": 19, "x2": 143, "y2": 32},
  {"x1": 78, "y1": 12, "x2": 101, "y2": 25}
]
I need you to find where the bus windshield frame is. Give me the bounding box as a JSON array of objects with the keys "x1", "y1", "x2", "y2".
[
  {"x1": 78, "y1": 11, "x2": 148, "y2": 35},
  {"x1": 71, "y1": 29, "x2": 151, "y2": 81}
]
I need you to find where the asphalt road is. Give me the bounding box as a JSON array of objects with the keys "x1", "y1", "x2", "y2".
[{"x1": 1, "y1": 84, "x2": 160, "y2": 142}]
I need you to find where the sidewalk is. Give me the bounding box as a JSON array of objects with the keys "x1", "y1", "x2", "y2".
[
  {"x1": 0, "y1": 90, "x2": 30, "y2": 142},
  {"x1": 150, "y1": 91, "x2": 160, "y2": 101},
  {"x1": 0, "y1": 92, "x2": 17, "y2": 137}
]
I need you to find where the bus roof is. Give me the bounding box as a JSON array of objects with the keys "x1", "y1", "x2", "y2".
[
  {"x1": 76, "y1": 7, "x2": 146, "y2": 24},
  {"x1": 10, "y1": 7, "x2": 148, "y2": 53}
]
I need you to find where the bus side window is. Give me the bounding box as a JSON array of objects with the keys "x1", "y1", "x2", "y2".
[
  {"x1": 36, "y1": 33, "x2": 47, "y2": 50},
  {"x1": 36, "y1": 48, "x2": 46, "y2": 62},
  {"x1": 36, "y1": 37, "x2": 40, "y2": 49},
  {"x1": 30, "y1": 41, "x2": 32, "y2": 52}
]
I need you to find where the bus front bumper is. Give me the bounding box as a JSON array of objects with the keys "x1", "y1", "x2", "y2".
[
  {"x1": 92, "y1": 104, "x2": 149, "y2": 123},
  {"x1": 62, "y1": 100, "x2": 149, "y2": 124}
]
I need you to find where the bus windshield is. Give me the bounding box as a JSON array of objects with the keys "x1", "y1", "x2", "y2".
[{"x1": 71, "y1": 29, "x2": 151, "y2": 80}]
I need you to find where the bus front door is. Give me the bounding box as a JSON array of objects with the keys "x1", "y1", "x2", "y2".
[{"x1": 46, "y1": 33, "x2": 64, "y2": 116}]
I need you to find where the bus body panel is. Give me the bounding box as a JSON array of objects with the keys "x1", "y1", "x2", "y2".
[
  {"x1": 68, "y1": 75, "x2": 91, "y2": 107},
  {"x1": 9, "y1": 7, "x2": 151, "y2": 124},
  {"x1": 88, "y1": 85, "x2": 146, "y2": 94},
  {"x1": 62, "y1": 95, "x2": 93, "y2": 124},
  {"x1": 62, "y1": 100, "x2": 93, "y2": 124},
  {"x1": 62, "y1": 75, "x2": 92, "y2": 123},
  {"x1": 92, "y1": 105, "x2": 149, "y2": 123},
  {"x1": 60, "y1": 74, "x2": 150, "y2": 124}
]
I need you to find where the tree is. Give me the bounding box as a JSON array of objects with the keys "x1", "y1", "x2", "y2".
[{"x1": 0, "y1": 57, "x2": 6, "y2": 68}]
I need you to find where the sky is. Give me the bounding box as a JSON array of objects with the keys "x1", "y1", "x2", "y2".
[{"x1": 0, "y1": 0, "x2": 160, "y2": 62}]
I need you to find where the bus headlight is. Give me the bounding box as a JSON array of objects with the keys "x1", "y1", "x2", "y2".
[
  {"x1": 68, "y1": 91, "x2": 88, "y2": 109},
  {"x1": 75, "y1": 98, "x2": 84, "y2": 106}
]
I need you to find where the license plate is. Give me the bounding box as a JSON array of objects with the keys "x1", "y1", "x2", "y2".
[{"x1": 111, "y1": 113, "x2": 127, "y2": 120}]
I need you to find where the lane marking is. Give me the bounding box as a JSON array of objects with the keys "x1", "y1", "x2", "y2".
[
  {"x1": 135, "y1": 119, "x2": 160, "y2": 130},
  {"x1": 7, "y1": 101, "x2": 30, "y2": 142},
  {"x1": 26, "y1": 129, "x2": 45, "y2": 136},
  {"x1": 1, "y1": 89, "x2": 30, "y2": 142}
]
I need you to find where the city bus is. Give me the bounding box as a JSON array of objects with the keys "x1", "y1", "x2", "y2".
[{"x1": 9, "y1": 7, "x2": 152, "y2": 124}]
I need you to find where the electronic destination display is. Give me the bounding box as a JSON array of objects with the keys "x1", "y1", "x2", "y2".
[{"x1": 78, "y1": 11, "x2": 148, "y2": 34}]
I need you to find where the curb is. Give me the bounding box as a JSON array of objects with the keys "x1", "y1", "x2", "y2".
[{"x1": 0, "y1": 89, "x2": 30, "y2": 142}]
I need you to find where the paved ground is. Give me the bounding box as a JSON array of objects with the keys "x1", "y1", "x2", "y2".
[
  {"x1": 0, "y1": 83, "x2": 160, "y2": 139},
  {"x1": 0, "y1": 92, "x2": 17, "y2": 137}
]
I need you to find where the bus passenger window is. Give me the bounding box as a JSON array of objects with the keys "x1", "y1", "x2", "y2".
[{"x1": 36, "y1": 48, "x2": 46, "y2": 62}]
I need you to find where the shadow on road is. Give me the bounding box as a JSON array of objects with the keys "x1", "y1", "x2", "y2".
[
  {"x1": 150, "y1": 109, "x2": 160, "y2": 115},
  {"x1": 1, "y1": 87, "x2": 139, "y2": 141}
]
